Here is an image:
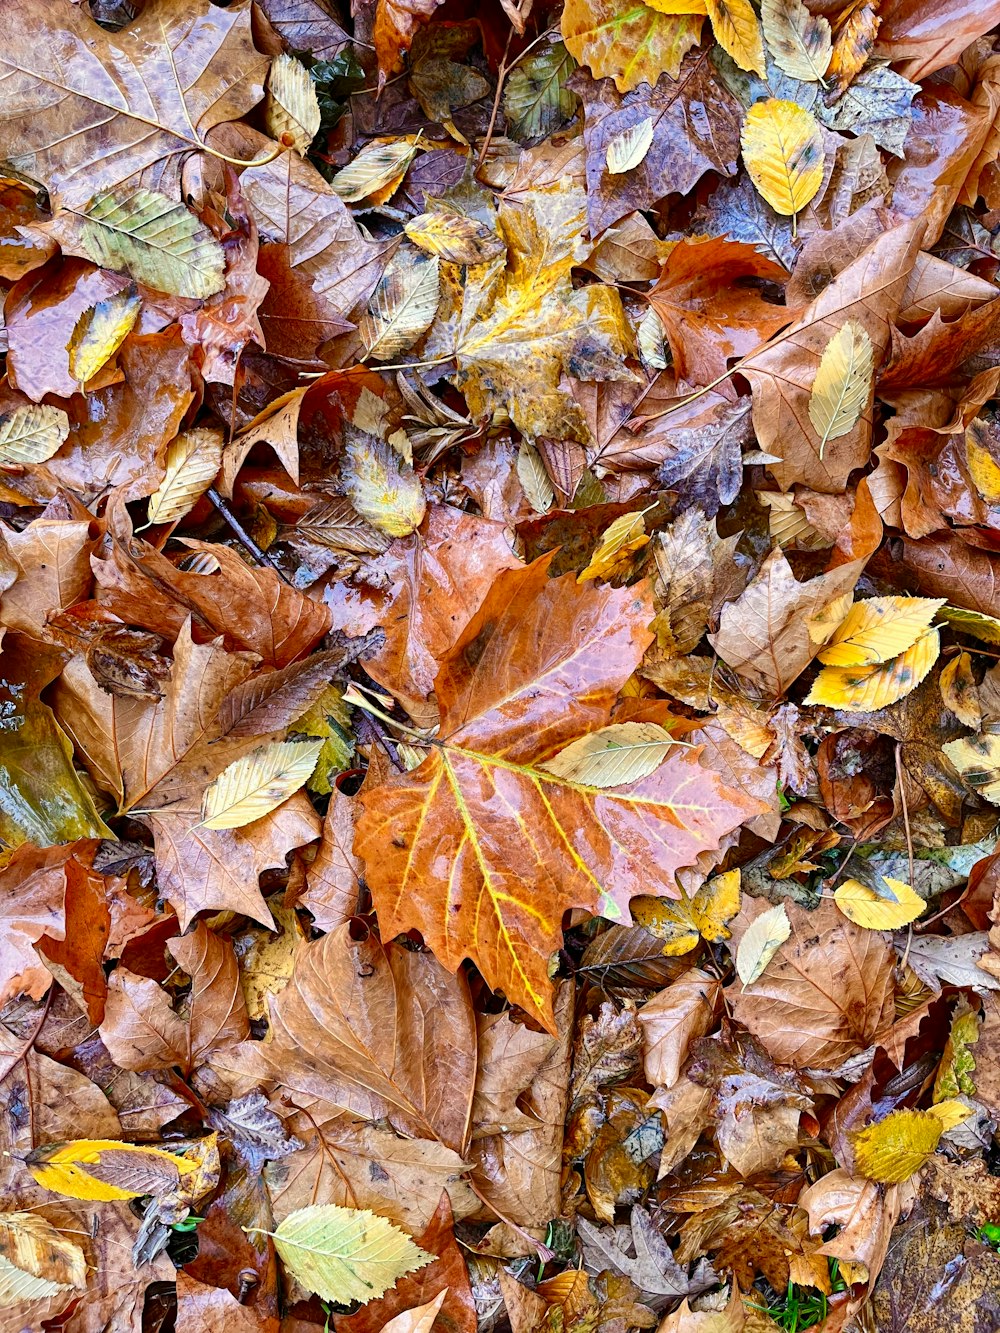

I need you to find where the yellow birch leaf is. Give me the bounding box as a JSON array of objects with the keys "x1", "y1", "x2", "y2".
[
  {"x1": 606, "y1": 117, "x2": 655, "y2": 174},
  {"x1": 818, "y1": 596, "x2": 945, "y2": 667},
  {"x1": 67, "y1": 287, "x2": 141, "y2": 386},
  {"x1": 632, "y1": 869, "x2": 742, "y2": 954},
  {"x1": 939, "y1": 652, "x2": 981, "y2": 729},
  {"x1": 578, "y1": 510, "x2": 650, "y2": 583},
  {"x1": 0, "y1": 403, "x2": 70, "y2": 464},
  {"x1": 267, "y1": 1204, "x2": 432, "y2": 1305},
  {"x1": 342, "y1": 428, "x2": 426, "y2": 537},
  {"x1": 942, "y1": 732, "x2": 1000, "y2": 805},
  {"x1": 926, "y1": 1098, "x2": 974, "y2": 1133},
  {"x1": 0, "y1": 1212, "x2": 87, "y2": 1308},
  {"x1": 706, "y1": 0, "x2": 766, "y2": 76},
  {"x1": 806, "y1": 628, "x2": 939, "y2": 711},
  {"x1": 760, "y1": 0, "x2": 831, "y2": 82},
  {"x1": 806, "y1": 591, "x2": 854, "y2": 644},
  {"x1": 939, "y1": 604, "x2": 1000, "y2": 645},
  {"x1": 740, "y1": 98, "x2": 825, "y2": 217},
  {"x1": 25, "y1": 1139, "x2": 200, "y2": 1203},
  {"x1": 265, "y1": 53, "x2": 320, "y2": 155},
  {"x1": 359, "y1": 250, "x2": 441, "y2": 362},
  {"x1": 331, "y1": 139, "x2": 420, "y2": 205},
  {"x1": 540, "y1": 722, "x2": 675, "y2": 787},
  {"x1": 966, "y1": 422, "x2": 1000, "y2": 505},
  {"x1": 834, "y1": 877, "x2": 925, "y2": 930},
  {"x1": 735, "y1": 902, "x2": 791, "y2": 986},
  {"x1": 851, "y1": 1109, "x2": 943, "y2": 1183},
  {"x1": 200, "y1": 740, "x2": 325, "y2": 831},
  {"x1": 146, "y1": 427, "x2": 224, "y2": 527},
  {"x1": 404, "y1": 212, "x2": 505, "y2": 264},
  {"x1": 807, "y1": 320, "x2": 875, "y2": 460}
]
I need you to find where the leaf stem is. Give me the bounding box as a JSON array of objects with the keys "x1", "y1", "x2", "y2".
[{"x1": 342, "y1": 685, "x2": 434, "y2": 742}]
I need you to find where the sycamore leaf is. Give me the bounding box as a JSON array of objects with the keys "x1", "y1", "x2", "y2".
[
  {"x1": 807, "y1": 321, "x2": 875, "y2": 460},
  {"x1": 740, "y1": 98, "x2": 825, "y2": 217},
  {"x1": 331, "y1": 140, "x2": 420, "y2": 204},
  {"x1": 503, "y1": 42, "x2": 579, "y2": 140},
  {"x1": 706, "y1": 0, "x2": 766, "y2": 76},
  {"x1": 540, "y1": 722, "x2": 676, "y2": 786},
  {"x1": 760, "y1": 0, "x2": 831, "y2": 82},
  {"x1": 578, "y1": 511, "x2": 650, "y2": 582},
  {"x1": 25, "y1": 1139, "x2": 200, "y2": 1203},
  {"x1": 606, "y1": 117, "x2": 655, "y2": 174},
  {"x1": 342, "y1": 428, "x2": 426, "y2": 537},
  {"x1": 942, "y1": 732, "x2": 1000, "y2": 805},
  {"x1": 200, "y1": 740, "x2": 324, "y2": 831},
  {"x1": 806, "y1": 629, "x2": 940, "y2": 711},
  {"x1": 0, "y1": 403, "x2": 70, "y2": 464},
  {"x1": 834, "y1": 878, "x2": 925, "y2": 930},
  {"x1": 561, "y1": 0, "x2": 705, "y2": 93},
  {"x1": 359, "y1": 250, "x2": 441, "y2": 361},
  {"x1": 266, "y1": 1204, "x2": 432, "y2": 1305},
  {"x1": 818, "y1": 596, "x2": 945, "y2": 667},
  {"x1": 851, "y1": 1104, "x2": 971, "y2": 1184},
  {"x1": 735, "y1": 902, "x2": 791, "y2": 986},
  {"x1": 67, "y1": 288, "x2": 141, "y2": 386},
  {"x1": 145, "y1": 427, "x2": 224, "y2": 527},
  {"x1": 77, "y1": 187, "x2": 226, "y2": 298},
  {"x1": 0, "y1": 1212, "x2": 87, "y2": 1308},
  {"x1": 632, "y1": 869, "x2": 742, "y2": 955},
  {"x1": 404, "y1": 212, "x2": 505, "y2": 264},
  {"x1": 265, "y1": 53, "x2": 320, "y2": 154}
]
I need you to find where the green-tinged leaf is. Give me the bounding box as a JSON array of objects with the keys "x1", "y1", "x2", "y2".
[
  {"x1": 540, "y1": 722, "x2": 675, "y2": 787},
  {"x1": 0, "y1": 403, "x2": 70, "y2": 464},
  {"x1": 503, "y1": 42, "x2": 579, "y2": 139},
  {"x1": 808, "y1": 320, "x2": 875, "y2": 458},
  {"x1": 267, "y1": 1204, "x2": 433, "y2": 1304},
  {"x1": 330, "y1": 140, "x2": 420, "y2": 203},
  {"x1": 943, "y1": 732, "x2": 1000, "y2": 805},
  {"x1": 67, "y1": 287, "x2": 141, "y2": 385},
  {"x1": 359, "y1": 249, "x2": 441, "y2": 361},
  {"x1": 146, "y1": 427, "x2": 224, "y2": 527},
  {"x1": 852, "y1": 1104, "x2": 971, "y2": 1183},
  {"x1": 561, "y1": 0, "x2": 705, "y2": 93},
  {"x1": 341, "y1": 427, "x2": 426, "y2": 537},
  {"x1": 939, "y1": 604, "x2": 1000, "y2": 645},
  {"x1": 77, "y1": 187, "x2": 226, "y2": 298},
  {"x1": 404, "y1": 212, "x2": 505, "y2": 264},
  {"x1": 201, "y1": 740, "x2": 325, "y2": 830},
  {"x1": 735, "y1": 902, "x2": 791, "y2": 985},
  {"x1": 292, "y1": 684, "x2": 355, "y2": 795},
  {"x1": 266, "y1": 53, "x2": 321, "y2": 153},
  {"x1": 0, "y1": 1213, "x2": 87, "y2": 1308}
]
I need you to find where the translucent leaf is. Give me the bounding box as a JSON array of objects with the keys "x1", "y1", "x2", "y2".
[
  {"x1": 606, "y1": 117, "x2": 655, "y2": 174},
  {"x1": 265, "y1": 53, "x2": 320, "y2": 154},
  {"x1": 706, "y1": 0, "x2": 765, "y2": 76},
  {"x1": 808, "y1": 320, "x2": 875, "y2": 459},
  {"x1": 0, "y1": 403, "x2": 70, "y2": 464},
  {"x1": 851, "y1": 1105, "x2": 969, "y2": 1184},
  {"x1": 760, "y1": 0, "x2": 831, "y2": 82},
  {"x1": 25, "y1": 1139, "x2": 199, "y2": 1203},
  {"x1": 200, "y1": 740, "x2": 325, "y2": 830},
  {"x1": 331, "y1": 139, "x2": 419, "y2": 204},
  {"x1": 78, "y1": 187, "x2": 226, "y2": 298},
  {"x1": 516, "y1": 440, "x2": 556, "y2": 514},
  {"x1": 503, "y1": 42, "x2": 579, "y2": 139},
  {"x1": 146, "y1": 427, "x2": 224, "y2": 527},
  {"x1": 341, "y1": 428, "x2": 426, "y2": 537},
  {"x1": 404, "y1": 212, "x2": 505, "y2": 264},
  {"x1": 0, "y1": 1212, "x2": 87, "y2": 1307},
  {"x1": 806, "y1": 628, "x2": 939, "y2": 711},
  {"x1": 578, "y1": 511, "x2": 650, "y2": 583},
  {"x1": 740, "y1": 98, "x2": 825, "y2": 216},
  {"x1": 834, "y1": 877, "x2": 925, "y2": 930},
  {"x1": 268, "y1": 1203, "x2": 433, "y2": 1304},
  {"x1": 943, "y1": 732, "x2": 1000, "y2": 806},
  {"x1": 735, "y1": 902, "x2": 791, "y2": 986},
  {"x1": 359, "y1": 250, "x2": 441, "y2": 361},
  {"x1": 67, "y1": 287, "x2": 141, "y2": 385},
  {"x1": 540, "y1": 722, "x2": 675, "y2": 787},
  {"x1": 632, "y1": 868, "x2": 741, "y2": 955},
  {"x1": 818, "y1": 595, "x2": 945, "y2": 667}
]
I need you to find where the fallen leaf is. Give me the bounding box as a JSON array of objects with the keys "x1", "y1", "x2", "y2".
[
  {"x1": 0, "y1": 1211, "x2": 87, "y2": 1307},
  {"x1": 67, "y1": 288, "x2": 142, "y2": 387},
  {"x1": 807, "y1": 320, "x2": 875, "y2": 460},
  {"x1": 706, "y1": 0, "x2": 765, "y2": 77},
  {"x1": 200, "y1": 739, "x2": 324, "y2": 830},
  {"x1": 145, "y1": 428, "x2": 224, "y2": 528},
  {"x1": 740, "y1": 98, "x2": 825, "y2": 217},
  {"x1": 760, "y1": 0, "x2": 831, "y2": 82},
  {"x1": 734, "y1": 903, "x2": 791, "y2": 986},
  {"x1": 265, "y1": 53, "x2": 320, "y2": 154},
  {"x1": 833, "y1": 877, "x2": 925, "y2": 930},
  {"x1": 852, "y1": 1103, "x2": 971, "y2": 1183},
  {"x1": 561, "y1": 0, "x2": 705, "y2": 93},
  {"x1": 638, "y1": 968, "x2": 722, "y2": 1089}
]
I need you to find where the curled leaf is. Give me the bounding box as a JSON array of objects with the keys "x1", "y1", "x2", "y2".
[
  {"x1": 331, "y1": 140, "x2": 420, "y2": 204},
  {"x1": 266, "y1": 53, "x2": 320, "y2": 153},
  {"x1": 200, "y1": 739, "x2": 325, "y2": 831}
]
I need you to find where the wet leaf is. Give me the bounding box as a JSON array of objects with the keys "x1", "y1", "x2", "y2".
[
  {"x1": 760, "y1": 0, "x2": 831, "y2": 82},
  {"x1": 342, "y1": 428, "x2": 427, "y2": 537},
  {"x1": 561, "y1": 0, "x2": 705, "y2": 93},
  {"x1": 834, "y1": 877, "x2": 925, "y2": 930},
  {"x1": 0, "y1": 403, "x2": 69, "y2": 464},
  {"x1": 67, "y1": 288, "x2": 141, "y2": 387},
  {"x1": 26, "y1": 1139, "x2": 202, "y2": 1203},
  {"x1": 818, "y1": 596, "x2": 944, "y2": 667},
  {"x1": 807, "y1": 320, "x2": 875, "y2": 460},
  {"x1": 606, "y1": 117, "x2": 655, "y2": 174},
  {"x1": 706, "y1": 0, "x2": 766, "y2": 76},
  {"x1": 200, "y1": 739, "x2": 325, "y2": 830},
  {"x1": 265, "y1": 53, "x2": 321, "y2": 154},
  {"x1": 852, "y1": 1103, "x2": 971, "y2": 1183},
  {"x1": 740, "y1": 98, "x2": 825, "y2": 216},
  {"x1": 504, "y1": 43, "x2": 579, "y2": 140},
  {"x1": 360, "y1": 249, "x2": 441, "y2": 361},
  {"x1": 145, "y1": 427, "x2": 224, "y2": 527},
  {"x1": 734, "y1": 903, "x2": 791, "y2": 986},
  {"x1": 0, "y1": 1211, "x2": 87, "y2": 1308}
]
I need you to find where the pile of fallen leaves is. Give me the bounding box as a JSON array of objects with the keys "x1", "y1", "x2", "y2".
[{"x1": 5, "y1": 0, "x2": 1000, "y2": 1329}]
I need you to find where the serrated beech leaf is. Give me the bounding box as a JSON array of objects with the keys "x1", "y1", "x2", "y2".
[{"x1": 200, "y1": 740, "x2": 325, "y2": 830}]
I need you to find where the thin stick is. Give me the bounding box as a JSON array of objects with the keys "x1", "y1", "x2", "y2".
[
  {"x1": 895, "y1": 741, "x2": 916, "y2": 972},
  {"x1": 205, "y1": 488, "x2": 290, "y2": 582},
  {"x1": 467, "y1": 1179, "x2": 555, "y2": 1262}
]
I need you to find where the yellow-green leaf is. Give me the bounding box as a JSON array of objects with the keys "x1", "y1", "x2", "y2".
[
  {"x1": 341, "y1": 429, "x2": 426, "y2": 537},
  {"x1": 0, "y1": 403, "x2": 70, "y2": 464},
  {"x1": 852, "y1": 1104, "x2": 971, "y2": 1183},
  {"x1": 943, "y1": 732, "x2": 1000, "y2": 805},
  {"x1": 331, "y1": 140, "x2": 420, "y2": 204},
  {"x1": 67, "y1": 287, "x2": 141, "y2": 385},
  {"x1": 926, "y1": 1098, "x2": 974, "y2": 1132},
  {"x1": 25, "y1": 1139, "x2": 200, "y2": 1203},
  {"x1": 0, "y1": 1212, "x2": 87, "y2": 1309},
  {"x1": 78, "y1": 187, "x2": 226, "y2": 298},
  {"x1": 706, "y1": 0, "x2": 766, "y2": 76},
  {"x1": 818, "y1": 595, "x2": 945, "y2": 667},
  {"x1": 265, "y1": 53, "x2": 320, "y2": 154},
  {"x1": 807, "y1": 628, "x2": 940, "y2": 711},
  {"x1": 808, "y1": 320, "x2": 875, "y2": 459},
  {"x1": 516, "y1": 440, "x2": 556, "y2": 514},
  {"x1": 740, "y1": 98, "x2": 825, "y2": 217},
  {"x1": 934, "y1": 1001, "x2": 979, "y2": 1103},
  {"x1": 267, "y1": 1204, "x2": 433, "y2": 1305},
  {"x1": 834, "y1": 877, "x2": 925, "y2": 930},
  {"x1": 146, "y1": 427, "x2": 224, "y2": 527},
  {"x1": 404, "y1": 212, "x2": 505, "y2": 264},
  {"x1": 359, "y1": 250, "x2": 441, "y2": 362},
  {"x1": 632, "y1": 868, "x2": 741, "y2": 955},
  {"x1": 292, "y1": 684, "x2": 355, "y2": 796},
  {"x1": 939, "y1": 604, "x2": 1000, "y2": 645},
  {"x1": 760, "y1": 0, "x2": 832, "y2": 82},
  {"x1": 606, "y1": 117, "x2": 655, "y2": 174},
  {"x1": 540, "y1": 722, "x2": 676, "y2": 787},
  {"x1": 201, "y1": 740, "x2": 325, "y2": 831},
  {"x1": 578, "y1": 510, "x2": 650, "y2": 583},
  {"x1": 735, "y1": 902, "x2": 791, "y2": 986}
]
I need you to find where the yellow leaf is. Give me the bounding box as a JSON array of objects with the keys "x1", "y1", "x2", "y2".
[
  {"x1": 942, "y1": 732, "x2": 1000, "y2": 805},
  {"x1": 740, "y1": 98, "x2": 825, "y2": 217},
  {"x1": 342, "y1": 428, "x2": 426, "y2": 537},
  {"x1": 541, "y1": 722, "x2": 676, "y2": 787},
  {"x1": 331, "y1": 139, "x2": 420, "y2": 205},
  {"x1": 265, "y1": 53, "x2": 320, "y2": 154},
  {"x1": 79, "y1": 187, "x2": 226, "y2": 298},
  {"x1": 561, "y1": 0, "x2": 706, "y2": 93},
  {"x1": 67, "y1": 287, "x2": 141, "y2": 386},
  {"x1": 201, "y1": 740, "x2": 325, "y2": 831},
  {"x1": 852, "y1": 1105, "x2": 968, "y2": 1183},
  {"x1": 25, "y1": 1139, "x2": 199, "y2": 1203},
  {"x1": 807, "y1": 320, "x2": 875, "y2": 460},
  {"x1": 926, "y1": 1098, "x2": 975, "y2": 1133},
  {"x1": 934, "y1": 1002, "x2": 979, "y2": 1102},
  {"x1": 807, "y1": 591, "x2": 854, "y2": 644},
  {"x1": 606, "y1": 117, "x2": 655, "y2": 174},
  {"x1": 293, "y1": 684, "x2": 355, "y2": 796},
  {"x1": 359, "y1": 249, "x2": 441, "y2": 362},
  {"x1": 818, "y1": 596, "x2": 945, "y2": 667},
  {"x1": 706, "y1": 0, "x2": 766, "y2": 76},
  {"x1": 827, "y1": 2, "x2": 879, "y2": 94},
  {"x1": 806, "y1": 628, "x2": 939, "y2": 711},
  {"x1": 966, "y1": 422, "x2": 1000, "y2": 505},
  {"x1": 266, "y1": 1203, "x2": 432, "y2": 1305},
  {"x1": 761, "y1": 0, "x2": 831, "y2": 82},
  {"x1": 146, "y1": 427, "x2": 224, "y2": 527},
  {"x1": 644, "y1": 0, "x2": 708, "y2": 11},
  {"x1": 834, "y1": 877, "x2": 925, "y2": 930},
  {"x1": 0, "y1": 1211, "x2": 87, "y2": 1308},
  {"x1": 0, "y1": 403, "x2": 70, "y2": 464},
  {"x1": 517, "y1": 440, "x2": 556, "y2": 513},
  {"x1": 939, "y1": 604, "x2": 1000, "y2": 645},
  {"x1": 735, "y1": 902, "x2": 791, "y2": 986},
  {"x1": 404, "y1": 212, "x2": 505, "y2": 264},
  {"x1": 578, "y1": 510, "x2": 650, "y2": 583},
  {"x1": 632, "y1": 868, "x2": 741, "y2": 955}
]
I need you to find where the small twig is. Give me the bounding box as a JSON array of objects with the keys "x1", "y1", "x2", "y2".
[
  {"x1": 205, "y1": 488, "x2": 291, "y2": 582},
  {"x1": 467, "y1": 1179, "x2": 555, "y2": 1263},
  {"x1": 895, "y1": 742, "x2": 916, "y2": 972}
]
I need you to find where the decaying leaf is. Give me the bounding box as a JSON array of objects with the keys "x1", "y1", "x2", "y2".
[
  {"x1": 360, "y1": 250, "x2": 441, "y2": 361},
  {"x1": 561, "y1": 0, "x2": 705, "y2": 93},
  {"x1": 67, "y1": 288, "x2": 142, "y2": 386},
  {"x1": 0, "y1": 1212, "x2": 87, "y2": 1308},
  {"x1": 265, "y1": 53, "x2": 320, "y2": 154},
  {"x1": 341, "y1": 428, "x2": 427, "y2": 537},
  {"x1": 26, "y1": 1139, "x2": 204, "y2": 1203},
  {"x1": 760, "y1": 0, "x2": 831, "y2": 81}
]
